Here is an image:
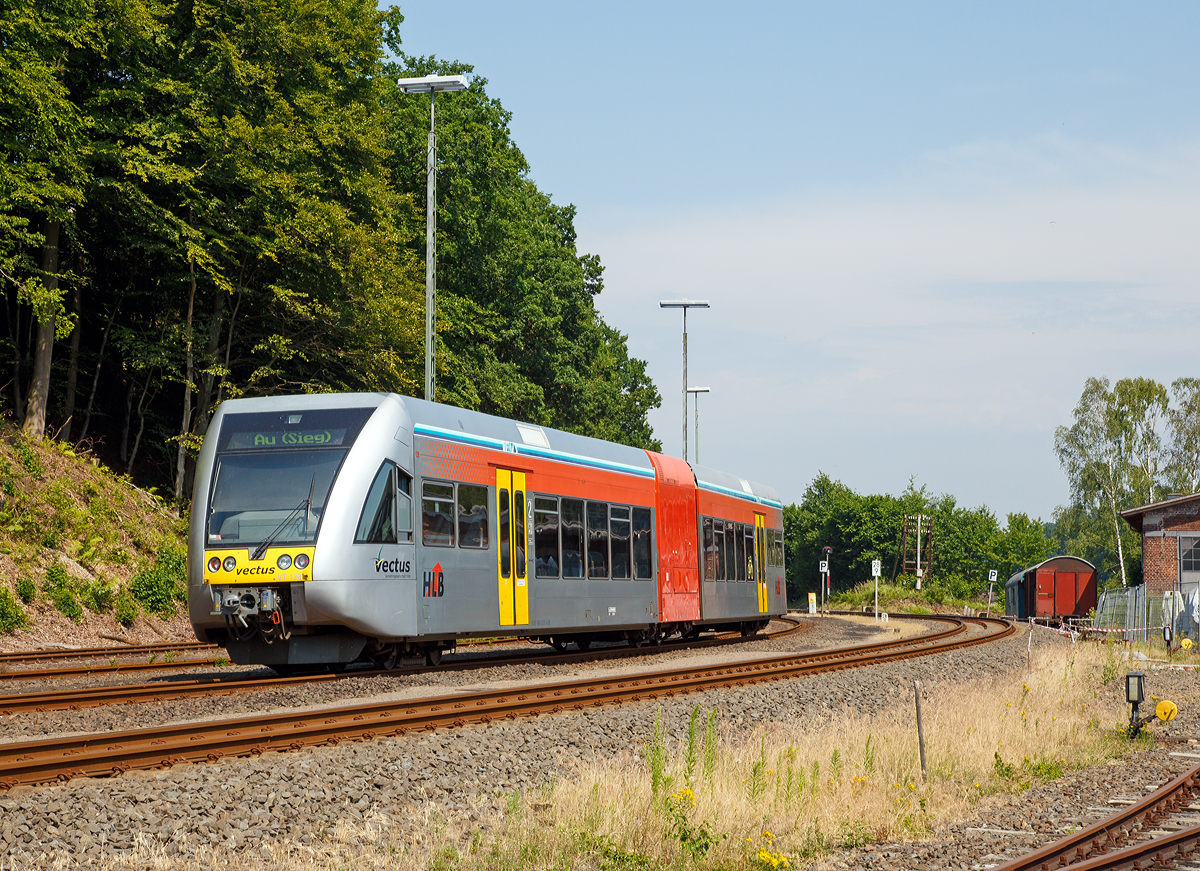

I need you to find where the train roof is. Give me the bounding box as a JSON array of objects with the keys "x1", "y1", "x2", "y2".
[
  {"x1": 213, "y1": 393, "x2": 781, "y2": 505},
  {"x1": 689, "y1": 463, "x2": 782, "y2": 509},
  {"x1": 400, "y1": 395, "x2": 657, "y2": 478}
]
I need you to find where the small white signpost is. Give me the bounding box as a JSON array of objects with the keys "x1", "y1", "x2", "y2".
[
  {"x1": 872, "y1": 559, "x2": 882, "y2": 622},
  {"x1": 987, "y1": 569, "x2": 998, "y2": 617},
  {"x1": 819, "y1": 560, "x2": 828, "y2": 574}
]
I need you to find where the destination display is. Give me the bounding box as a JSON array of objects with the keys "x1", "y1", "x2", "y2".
[{"x1": 226, "y1": 428, "x2": 347, "y2": 449}]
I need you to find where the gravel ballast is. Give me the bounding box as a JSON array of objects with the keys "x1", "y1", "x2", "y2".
[{"x1": 0, "y1": 616, "x2": 1196, "y2": 868}]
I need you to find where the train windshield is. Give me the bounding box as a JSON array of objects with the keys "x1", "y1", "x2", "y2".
[{"x1": 206, "y1": 407, "x2": 375, "y2": 546}]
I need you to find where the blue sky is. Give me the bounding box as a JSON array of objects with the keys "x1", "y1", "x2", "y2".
[{"x1": 396, "y1": 2, "x2": 1200, "y2": 523}]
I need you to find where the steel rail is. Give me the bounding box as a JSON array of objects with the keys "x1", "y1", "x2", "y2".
[
  {"x1": 0, "y1": 656, "x2": 222, "y2": 683},
  {"x1": 991, "y1": 761, "x2": 1200, "y2": 871},
  {"x1": 0, "y1": 615, "x2": 1012, "y2": 789},
  {"x1": 0, "y1": 619, "x2": 807, "y2": 715},
  {"x1": 0, "y1": 641, "x2": 216, "y2": 665}
]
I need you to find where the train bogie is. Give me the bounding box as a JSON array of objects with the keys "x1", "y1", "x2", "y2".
[{"x1": 188, "y1": 393, "x2": 786, "y2": 668}]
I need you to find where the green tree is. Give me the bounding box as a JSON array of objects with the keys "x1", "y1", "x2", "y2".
[
  {"x1": 1166, "y1": 377, "x2": 1200, "y2": 495},
  {"x1": 384, "y1": 55, "x2": 661, "y2": 449},
  {"x1": 0, "y1": 0, "x2": 94, "y2": 435},
  {"x1": 1054, "y1": 377, "x2": 1135, "y2": 586}
]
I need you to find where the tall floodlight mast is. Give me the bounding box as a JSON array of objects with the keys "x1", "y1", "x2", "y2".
[
  {"x1": 660, "y1": 300, "x2": 710, "y2": 460},
  {"x1": 396, "y1": 73, "x2": 469, "y2": 402}
]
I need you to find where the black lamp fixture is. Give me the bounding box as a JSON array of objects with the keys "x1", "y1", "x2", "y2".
[{"x1": 1126, "y1": 671, "x2": 1145, "y2": 706}]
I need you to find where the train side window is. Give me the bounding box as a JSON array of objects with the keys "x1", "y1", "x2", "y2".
[
  {"x1": 355, "y1": 463, "x2": 398, "y2": 544},
  {"x1": 610, "y1": 505, "x2": 631, "y2": 579},
  {"x1": 514, "y1": 492, "x2": 527, "y2": 580},
  {"x1": 421, "y1": 481, "x2": 455, "y2": 547},
  {"x1": 535, "y1": 497, "x2": 560, "y2": 578},
  {"x1": 773, "y1": 529, "x2": 783, "y2": 566},
  {"x1": 702, "y1": 517, "x2": 715, "y2": 580},
  {"x1": 729, "y1": 525, "x2": 739, "y2": 580},
  {"x1": 715, "y1": 520, "x2": 726, "y2": 580},
  {"x1": 633, "y1": 507, "x2": 652, "y2": 579},
  {"x1": 457, "y1": 484, "x2": 489, "y2": 548},
  {"x1": 396, "y1": 470, "x2": 413, "y2": 542},
  {"x1": 561, "y1": 498, "x2": 584, "y2": 578},
  {"x1": 587, "y1": 501, "x2": 609, "y2": 578}
]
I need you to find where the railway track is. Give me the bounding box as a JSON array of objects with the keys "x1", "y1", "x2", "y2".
[
  {"x1": 0, "y1": 618, "x2": 807, "y2": 715},
  {"x1": 0, "y1": 640, "x2": 216, "y2": 665},
  {"x1": 0, "y1": 614, "x2": 1011, "y2": 790},
  {"x1": 994, "y1": 760, "x2": 1200, "y2": 871}
]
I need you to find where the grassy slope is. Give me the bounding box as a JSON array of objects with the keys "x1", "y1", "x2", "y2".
[
  {"x1": 830, "y1": 579, "x2": 993, "y2": 616},
  {"x1": 0, "y1": 421, "x2": 194, "y2": 650}
]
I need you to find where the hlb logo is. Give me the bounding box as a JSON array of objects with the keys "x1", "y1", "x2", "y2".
[{"x1": 422, "y1": 563, "x2": 445, "y2": 597}]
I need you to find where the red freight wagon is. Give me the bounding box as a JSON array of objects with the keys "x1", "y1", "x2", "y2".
[{"x1": 1004, "y1": 555, "x2": 1098, "y2": 621}]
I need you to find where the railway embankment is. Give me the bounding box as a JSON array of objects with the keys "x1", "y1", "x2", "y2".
[
  {"x1": 0, "y1": 617, "x2": 1171, "y2": 870},
  {"x1": 0, "y1": 425, "x2": 192, "y2": 651}
]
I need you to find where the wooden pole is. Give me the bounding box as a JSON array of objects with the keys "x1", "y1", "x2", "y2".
[{"x1": 914, "y1": 680, "x2": 928, "y2": 782}]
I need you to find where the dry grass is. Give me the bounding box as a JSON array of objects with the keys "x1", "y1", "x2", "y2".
[{"x1": 8, "y1": 637, "x2": 1130, "y2": 870}]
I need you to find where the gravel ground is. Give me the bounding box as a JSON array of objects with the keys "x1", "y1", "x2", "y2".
[
  {"x1": 0, "y1": 617, "x2": 1195, "y2": 868},
  {"x1": 0, "y1": 614, "x2": 871, "y2": 741},
  {"x1": 823, "y1": 748, "x2": 1200, "y2": 871}
]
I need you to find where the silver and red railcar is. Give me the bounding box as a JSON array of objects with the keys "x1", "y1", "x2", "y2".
[{"x1": 187, "y1": 393, "x2": 786, "y2": 670}]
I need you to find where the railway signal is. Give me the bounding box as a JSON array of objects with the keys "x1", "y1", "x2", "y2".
[{"x1": 986, "y1": 569, "x2": 998, "y2": 617}]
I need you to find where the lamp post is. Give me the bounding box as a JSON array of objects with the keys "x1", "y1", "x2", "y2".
[
  {"x1": 687, "y1": 387, "x2": 709, "y2": 464},
  {"x1": 396, "y1": 73, "x2": 469, "y2": 402},
  {"x1": 660, "y1": 300, "x2": 709, "y2": 460}
]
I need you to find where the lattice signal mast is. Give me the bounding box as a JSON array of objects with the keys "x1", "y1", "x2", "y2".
[{"x1": 891, "y1": 514, "x2": 934, "y2": 585}]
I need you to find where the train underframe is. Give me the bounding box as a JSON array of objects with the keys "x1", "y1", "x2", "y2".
[{"x1": 206, "y1": 581, "x2": 771, "y2": 673}]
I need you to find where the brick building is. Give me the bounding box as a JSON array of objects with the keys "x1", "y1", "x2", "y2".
[{"x1": 1120, "y1": 494, "x2": 1200, "y2": 595}]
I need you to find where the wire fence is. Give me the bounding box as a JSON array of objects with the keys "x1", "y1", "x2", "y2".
[{"x1": 1089, "y1": 585, "x2": 1200, "y2": 644}]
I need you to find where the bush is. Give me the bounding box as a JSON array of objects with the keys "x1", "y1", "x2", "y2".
[
  {"x1": 43, "y1": 562, "x2": 71, "y2": 593},
  {"x1": 15, "y1": 577, "x2": 35, "y2": 604},
  {"x1": 130, "y1": 544, "x2": 187, "y2": 618},
  {"x1": 114, "y1": 587, "x2": 138, "y2": 626},
  {"x1": 12, "y1": 438, "x2": 43, "y2": 477},
  {"x1": 80, "y1": 580, "x2": 115, "y2": 613},
  {"x1": 0, "y1": 586, "x2": 28, "y2": 633},
  {"x1": 49, "y1": 587, "x2": 83, "y2": 622}
]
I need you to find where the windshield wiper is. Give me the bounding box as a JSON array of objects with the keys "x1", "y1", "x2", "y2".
[{"x1": 250, "y1": 474, "x2": 316, "y2": 561}]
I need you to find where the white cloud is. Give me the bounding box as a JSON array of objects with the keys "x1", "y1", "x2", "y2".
[{"x1": 580, "y1": 136, "x2": 1200, "y2": 518}]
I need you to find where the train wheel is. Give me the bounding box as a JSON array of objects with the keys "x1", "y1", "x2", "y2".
[
  {"x1": 576, "y1": 639, "x2": 591, "y2": 652},
  {"x1": 425, "y1": 647, "x2": 443, "y2": 667},
  {"x1": 270, "y1": 664, "x2": 296, "y2": 677},
  {"x1": 374, "y1": 650, "x2": 398, "y2": 670},
  {"x1": 549, "y1": 637, "x2": 568, "y2": 652}
]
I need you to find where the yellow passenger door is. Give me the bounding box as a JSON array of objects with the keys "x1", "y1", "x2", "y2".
[
  {"x1": 496, "y1": 470, "x2": 529, "y2": 626},
  {"x1": 754, "y1": 514, "x2": 768, "y2": 613}
]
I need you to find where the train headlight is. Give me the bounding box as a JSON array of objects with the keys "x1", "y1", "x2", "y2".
[
  {"x1": 277, "y1": 554, "x2": 292, "y2": 570},
  {"x1": 207, "y1": 557, "x2": 221, "y2": 573},
  {"x1": 223, "y1": 556, "x2": 237, "y2": 573},
  {"x1": 294, "y1": 553, "x2": 310, "y2": 570}
]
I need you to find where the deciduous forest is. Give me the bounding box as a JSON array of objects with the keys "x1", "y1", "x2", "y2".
[{"x1": 0, "y1": 0, "x2": 661, "y2": 504}]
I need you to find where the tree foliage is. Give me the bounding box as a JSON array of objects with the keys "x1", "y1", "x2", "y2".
[
  {"x1": 1053, "y1": 376, "x2": 1198, "y2": 588},
  {"x1": 782, "y1": 473, "x2": 1052, "y2": 605},
  {"x1": 0, "y1": 4, "x2": 660, "y2": 497}
]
